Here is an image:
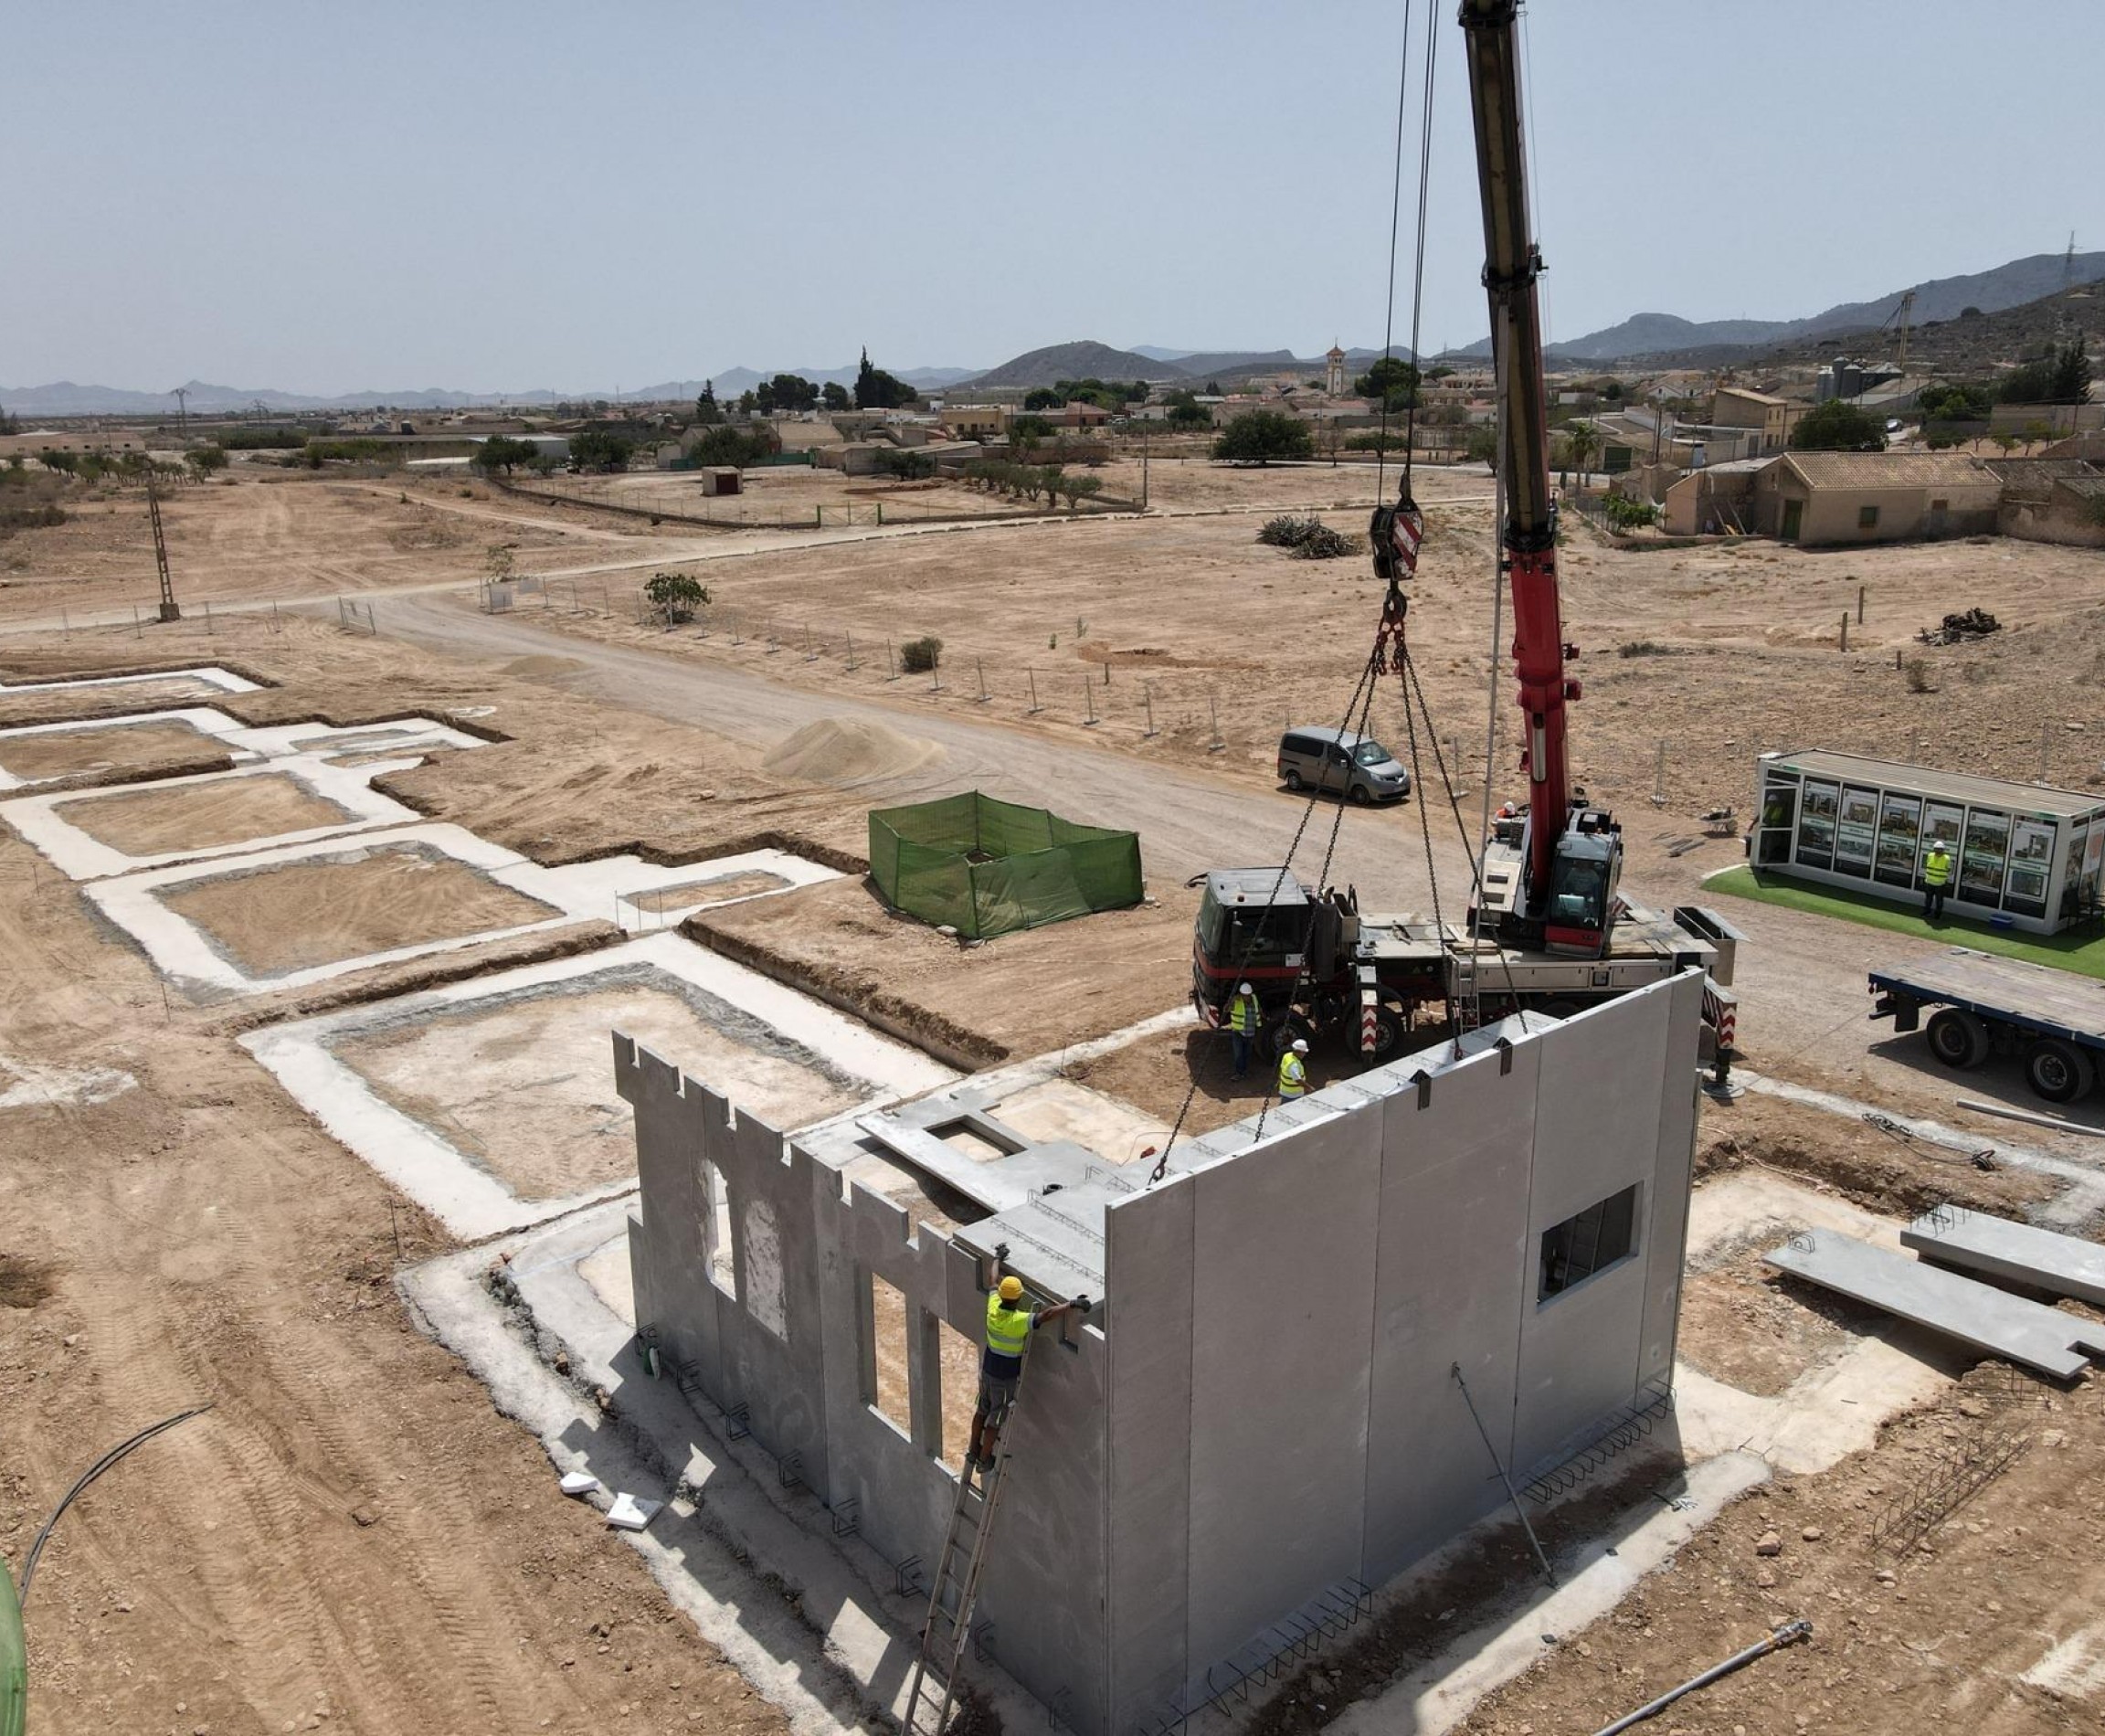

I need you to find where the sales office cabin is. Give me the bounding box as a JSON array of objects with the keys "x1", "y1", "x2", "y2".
[{"x1": 1752, "y1": 749, "x2": 2105, "y2": 935}]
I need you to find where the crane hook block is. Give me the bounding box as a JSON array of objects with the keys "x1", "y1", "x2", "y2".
[{"x1": 1369, "y1": 497, "x2": 1426, "y2": 584}]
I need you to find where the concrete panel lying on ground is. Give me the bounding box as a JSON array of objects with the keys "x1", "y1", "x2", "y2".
[
  {"x1": 1764, "y1": 1228, "x2": 2105, "y2": 1381},
  {"x1": 242, "y1": 933, "x2": 952, "y2": 1239},
  {"x1": 628, "y1": 967, "x2": 1710, "y2": 1736},
  {"x1": 1902, "y1": 1206, "x2": 2105, "y2": 1307}
]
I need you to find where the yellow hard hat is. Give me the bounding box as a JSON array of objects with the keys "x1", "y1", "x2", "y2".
[{"x1": 998, "y1": 1276, "x2": 1023, "y2": 1301}]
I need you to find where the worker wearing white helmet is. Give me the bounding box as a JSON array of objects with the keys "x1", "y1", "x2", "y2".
[
  {"x1": 1277, "y1": 1036, "x2": 1310, "y2": 1099},
  {"x1": 1225, "y1": 980, "x2": 1263, "y2": 1080}
]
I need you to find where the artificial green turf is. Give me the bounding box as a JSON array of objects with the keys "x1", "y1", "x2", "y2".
[{"x1": 1707, "y1": 863, "x2": 2105, "y2": 980}]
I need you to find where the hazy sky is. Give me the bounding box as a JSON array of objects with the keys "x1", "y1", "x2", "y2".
[{"x1": 7, "y1": 2, "x2": 2100, "y2": 393}]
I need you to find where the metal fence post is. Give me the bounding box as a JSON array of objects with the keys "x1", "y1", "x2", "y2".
[
  {"x1": 976, "y1": 658, "x2": 990, "y2": 703},
  {"x1": 1027, "y1": 668, "x2": 1042, "y2": 715},
  {"x1": 1209, "y1": 693, "x2": 1224, "y2": 752},
  {"x1": 1084, "y1": 682, "x2": 1098, "y2": 726},
  {"x1": 886, "y1": 639, "x2": 898, "y2": 681},
  {"x1": 845, "y1": 630, "x2": 858, "y2": 671},
  {"x1": 1143, "y1": 683, "x2": 1157, "y2": 737}
]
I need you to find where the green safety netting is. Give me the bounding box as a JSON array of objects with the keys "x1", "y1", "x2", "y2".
[{"x1": 868, "y1": 791, "x2": 1143, "y2": 940}]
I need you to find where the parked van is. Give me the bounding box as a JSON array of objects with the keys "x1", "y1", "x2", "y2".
[{"x1": 1276, "y1": 726, "x2": 1412, "y2": 803}]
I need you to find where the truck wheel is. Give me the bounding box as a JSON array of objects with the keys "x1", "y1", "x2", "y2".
[
  {"x1": 1264, "y1": 1019, "x2": 1307, "y2": 1063},
  {"x1": 1367, "y1": 1004, "x2": 1409, "y2": 1059},
  {"x1": 1925, "y1": 1009, "x2": 1991, "y2": 1070},
  {"x1": 2025, "y1": 1038, "x2": 2096, "y2": 1105},
  {"x1": 1538, "y1": 999, "x2": 1583, "y2": 1021},
  {"x1": 1285, "y1": 768, "x2": 1306, "y2": 792}
]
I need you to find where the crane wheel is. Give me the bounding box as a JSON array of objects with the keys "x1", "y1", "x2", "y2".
[
  {"x1": 1925, "y1": 1009, "x2": 1990, "y2": 1070},
  {"x1": 2025, "y1": 1038, "x2": 2096, "y2": 1105}
]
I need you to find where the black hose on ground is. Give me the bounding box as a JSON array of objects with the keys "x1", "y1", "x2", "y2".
[{"x1": 1589, "y1": 1618, "x2": 1812, "y2": 1736}]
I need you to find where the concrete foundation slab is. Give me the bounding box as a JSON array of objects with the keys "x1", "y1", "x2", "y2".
[
  {"x1": 0, "y1": 706, "x2": 255, "y2": 790},
  {"x1": 0, "y1": 664, "x2": 259, "y2": 697},
  {"x1": 242, "y1": 933, "x2": 954, "y2": 1240},
  {"x1": 1764, "y1": 1228, "x2": 2105, "y2": 1381},
  {"x1": 1902, "y1": 1205, "x2": 2105, "y2": 1307}
]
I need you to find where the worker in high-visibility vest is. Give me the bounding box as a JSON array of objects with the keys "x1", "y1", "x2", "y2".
[
  {"x1": 1277, "y1": 1037, "x2": 1310, "y2": 1099},
  {"x1": 1226, "y1": 981, "x2": 1263, "y2": 1080},
  {"x1": 968, "y1": 1253, "x2": 1087, "y2": 1470},
  {"x1": 1921, "y1": 838, "x2": 1953, "y2": 923}
]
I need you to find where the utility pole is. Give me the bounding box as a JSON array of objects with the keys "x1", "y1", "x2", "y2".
[
  {"x1": 172, "y1": 387, "x2": 188, "y2": 434},
  {"x1": 1139, "y1": 419, "x2": 1149, "y2": 511},
  {"x1": 147, "y1": 473, "x2": 180, "y2": 621}
]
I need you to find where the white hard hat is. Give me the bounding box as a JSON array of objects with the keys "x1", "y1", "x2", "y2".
[
  {"x1": 1291, "y1": 1038, "x2": 1309, "y2": 1053},
  {"x1": 1237, "y1": 982, "x2": 1253, "y2": 995}
]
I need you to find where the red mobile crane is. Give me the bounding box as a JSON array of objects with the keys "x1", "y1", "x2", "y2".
[{"x1": 1190, "y1": 0, "x2": 1742, "y2": 1062}]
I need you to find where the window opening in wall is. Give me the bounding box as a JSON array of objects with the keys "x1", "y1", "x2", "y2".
[
  {"x1": 865, "y1": 1272, "x2": 913, "y2": 1437},
  {"x1": 1857, "y1": 504, "x2": 1880, "y2": 529},
  {"x1": 699, "y1": 1157, "x2": 736, "y2": 1299},
  {"x1": 934, "y1": 1315, "x2": 979, "y2": 1472},
  {"x1": 1539, "y1": 1183, "x2": 1639, "y2": 1301},
  {"x1": 744, "y1": 1197, "x2": 788, "y2": 1341}
]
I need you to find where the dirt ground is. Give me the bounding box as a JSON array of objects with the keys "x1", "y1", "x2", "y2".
[
  {"x1": 158, "y1": 842, "x2": 565, "y2": 977},
  {"x1": 53, "y1": 769, "x2": 353, "y2": 854},
  {"x1": 7, "y1": 445, "x2": 2105, "y2": 1736},
  {"x1": 686, "y1": 875, "x2": 1197, "y2": 1064},
  {"x1": 0, "y1": 715, "x2": 227, "y2": 783}
]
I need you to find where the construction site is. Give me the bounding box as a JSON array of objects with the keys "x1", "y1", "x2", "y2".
[{"x1": 9, "y1": 7, "x2": 2105, "y2": 1736}]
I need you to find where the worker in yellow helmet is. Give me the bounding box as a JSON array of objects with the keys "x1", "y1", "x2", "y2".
[
  {"x1": 1921, "y1": 837, "x2": 1953, "y2": 923},
  {"x1": 969, "y1": 1247, "x2": 1087, "y2": 1471},
  {"x1": 1225, "y1": 980, "x2": 1263, "y2": 1080},
  {"x1": 1277, "y1": 1036, "x2": 1310, "y2": 1099}
]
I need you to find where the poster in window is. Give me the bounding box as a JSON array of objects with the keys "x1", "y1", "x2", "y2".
[
  {"x1": 1759, "y1": 775, "x2": 1798, "y2": 833},
  {"x1": 1831, "y1": 787, "x2": 1877, "y2": 876},
  {"x1": 1960, "y1": 809, "x2": 2011, "y2": 900},
  {"x1": 1922, "y1": 801, "x2": 1966, "y2": 884},
  {"x1": 2005, "y1": 815, "x2": 2053, "y2": 916},
  {"x1": 1795, "y1": 779, "x2": 1837, "y2": 868},
  {"x1": 1875, "y1": 793, "x2": 1922, "y2": 886}
]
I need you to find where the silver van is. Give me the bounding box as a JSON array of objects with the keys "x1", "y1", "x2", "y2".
[{"x1": 1277, "y1": 726, "x2": 1412, "y2": 803}]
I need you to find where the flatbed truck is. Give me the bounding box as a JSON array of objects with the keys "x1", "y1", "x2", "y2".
[{"x1": 1870, "y1": 947, "x2": 2105, "y2": 1103}]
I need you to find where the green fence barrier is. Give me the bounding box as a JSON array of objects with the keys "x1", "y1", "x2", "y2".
[
  {"x1": 869, "y1": 791, "x2": 1143, "y2": 939},
  {"x1": 1, "y1": 1567, "x2": 23, "y2": 1736}
]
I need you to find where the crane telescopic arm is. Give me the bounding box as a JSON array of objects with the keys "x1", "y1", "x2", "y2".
[{"x1": 1459, "y1": 0, "x2": 1580, "y2": 916}]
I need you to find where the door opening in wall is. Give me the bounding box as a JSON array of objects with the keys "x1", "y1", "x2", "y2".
[{"x1": 699, "y1": 1158, "x2": 736, "y2": 1299}]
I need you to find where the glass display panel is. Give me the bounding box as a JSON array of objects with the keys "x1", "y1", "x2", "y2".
[
  {"x1": 1874, "y1": 793, "x2": 1922, "y2": 886},
  {"x1": 1795, "y1": 779, "x2": 1838, "y2": 870},
  {"x1": 1959, "y1": 809, "x2": 2011, "y2": 902},
  {"x1": 1834, "y1": 786, "x2": 1878, "y2": 877},
  {"x1": 2005, "y1": 817, "x2": 2055, "y2": 918},
  {"x1": 1921, "y1": 802, "x2": 1966, "y2": 886}
]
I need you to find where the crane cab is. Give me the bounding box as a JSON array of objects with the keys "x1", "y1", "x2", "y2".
[{"x1": 1475, "y1": 802, "x2": 1624, "y2": 958}]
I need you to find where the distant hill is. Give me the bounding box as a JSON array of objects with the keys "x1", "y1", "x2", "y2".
[
  {"x1": 0, "y1": 378, "x2": 580, "y2": 417},
  {"x1": 1448, "y1": 249, "x2": 2105, "y2": 363},
  {"x1": 1129, "y1": 344, "x2": 1195, "y2": 363},
  {"x1": 963, "y1": 341, "x2": 1191, "y2": 389},
  {"x1": 693, "y1": 363, "x2": 978, "y2": 397}
]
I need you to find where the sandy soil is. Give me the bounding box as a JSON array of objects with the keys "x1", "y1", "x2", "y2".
[
  {"x1": 158, "y1": 842, "x2": 564, "y2": 976},
  {"x1": 1677, "y1": 1244, "x2": 1877, "y2": 1397},
  {"x1": 0, "y1": 829, "x2": 788, "y2": 1736},
  {"x1": 336, "y1": 978, "x2": 866, "y2": 1200},
  {"x1": 626, "y1": 870, "x2": 790, "y2": 913},
  {"x1": 688, "y1": 877, "x2": 1195, "y2": 1064},
  {"x1": 0, "y1": 673, "x2": 235, "y2": 725},
  {"x1": 0, "y1": 716, "x2": 226, "y2": 782},
  {"x1": 53, "y1": 770, "x2": 354, "y2": 854}
]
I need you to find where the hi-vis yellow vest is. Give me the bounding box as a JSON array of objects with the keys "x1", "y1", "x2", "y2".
[
  {"x1": 1229, "y1": 993, "x2": 1261, "y2": 1034},
  {"x1": 1278, "y1": 1052, "x2": 1307, "y2": 1096},
  {"x1": 1924, "y1": 849, "x2": 1952, "y2": 886},
  {"x1": 985, "y1": 1295, "x2": 1031, "y2": 1357}
]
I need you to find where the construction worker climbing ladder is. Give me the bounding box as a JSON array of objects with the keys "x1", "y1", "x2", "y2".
[
  {"x1": 968, "y1": 1249, "x2": 1086, "y2": 1469},
  {"x1": 1277, "y1": 1037, "x2": 1310, "y2": 1099}
]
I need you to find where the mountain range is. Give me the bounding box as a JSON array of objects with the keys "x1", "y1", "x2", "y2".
[{"x1": 8, "y1": 250, "x2": 2097, "y2": 419}]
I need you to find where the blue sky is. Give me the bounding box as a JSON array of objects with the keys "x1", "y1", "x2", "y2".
[{"x1": 5, "y1": 1, "x2": 2099, "y2": 392}]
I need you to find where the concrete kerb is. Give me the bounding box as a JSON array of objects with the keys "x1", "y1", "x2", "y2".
[
  {"x1": 402, "y1": 1204, "x2": 1060, "y2": 1736},
  {"x1": 0, "y1": 705, "x2": 257, "y2": 791},
  {"x1": 241, "y1": 933, "x2": 956, "y2": 1241},
  {"x1": 0, "y1": 664, "x2": 260, "y2": 696}
]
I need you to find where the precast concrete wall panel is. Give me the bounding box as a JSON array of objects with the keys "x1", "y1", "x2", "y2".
[
  {"x1": 1511, "y1": 994, "x2": 1673, "y2": 1473},
  {"x1": 1104, "y1": 1173, "x2": 1197, "y2": 1728},
  {"x1": 1185, "y1": 1105, "x2": 1382, "y2": 1674},
  {"x1": 618, "y1": 1037, "x2": 727, "y2": 1396},
  {"x1": 1637, "y1": 976, "x2": 1704, "y2": 1390},
  {"x1": 1362, "y1": 1039, "x2": 1539, "y2": 1575}
]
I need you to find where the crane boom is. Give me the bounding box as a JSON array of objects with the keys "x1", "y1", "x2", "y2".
[{"x1": 1459, "y1": 0, "x2": 1620, "y2": 957}]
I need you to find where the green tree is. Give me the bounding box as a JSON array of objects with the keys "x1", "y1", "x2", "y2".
[
  {"x1": 693, "y1": 383, "x2": 724, "y2": 425},
  {"x1": 1992, "y1": 431, "x2": 2020, "y2": 456},
  {"x1": 1919, "y1": 383, "x2": 1994, "y2": 421},
  {"x1": 644, "y1": 571, "x2": 711, "y2": 623},
  {"x1": 686, "y1": 424, "x2": 779, "y2": 468},
  {"x1": 1211, "y1": 409, "x2": 1314, "y2": 465},
  {"x1": 853, "y1": 347, "x2": 915, "y2": 410},
  {"x1": 1563, "y1": 419, "x2": 1601, "y2": 489},
  {"x1": 754, "y1": 373, "x2": 820, "y2": 414},
  {"x1": 1352, "y1": 356, "x2": 1421, "y2": 409},
  {"x1": 2001, "y1": 339, "x2": 2093, "y2": 405},
  {"x1": 568, "y1": 428, "x2": 635, "y2": 471},
  {"x1": 1060, "y1": 473, "x2": 1104, "y2": 512},
  {"x1": 1164, "y1": 390, "x2": 1211, "y2": 431},
  {"x1": 1011, "y1": 414, "x2": 1055, "y2": 441},
  {"x1": 473, "y1": 435, "x2": 539, "y2": 475},
  {"x1": 821, "y1": 381, "x2": 851, "y2": 411},
  {"x1": 1023, "y1": 387, "x2": 1066, "y2": 411},
  {"x1": 1464, "y1": 424, "x2": 1497, "y2": 468},
  {"x1": 185, "y1": 445, "x2": 229, "y2": 480},
  {"x1": 1789, "y1": 399, "x2": 1886, "y2": 452},
  {"x1": 873, "y1": 448, "x2": 935, "y2": 480}
]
